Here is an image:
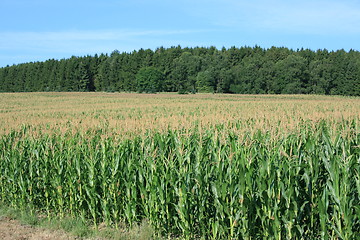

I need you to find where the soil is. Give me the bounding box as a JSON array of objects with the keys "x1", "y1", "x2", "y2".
[{"x1": 0, "y1": 217, "x2": 75, "y2": 240}]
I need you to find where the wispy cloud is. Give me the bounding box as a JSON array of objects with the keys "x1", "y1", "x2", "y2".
[
  {"x1": 0, "y1": 29, "x2": 209, "y2": 52},
  {"x1": 0, "y1": 29, "x2": 205, "y2": 44},
  {"x1": 198, "y1": 0, "x2": 360, "y2": 35},
  {"x1": 0, "y1": 28, "x2": 211, "y2": 65},
  {"x1": 256, "y1": 0, "x2": 360, "y2": 34}
]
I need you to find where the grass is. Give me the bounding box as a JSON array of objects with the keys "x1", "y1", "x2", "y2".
[{"x1": 0, "y1": 202, "x2": 155, "y2": 239}]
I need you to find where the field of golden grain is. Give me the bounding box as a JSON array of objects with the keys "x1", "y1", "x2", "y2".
[{"x1": 1, "y1": 92, "x2": 359, "y2": 136}]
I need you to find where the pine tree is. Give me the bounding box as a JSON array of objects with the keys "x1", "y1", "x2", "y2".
[{"x1": 78, "y1": 61, "x2": 90, "y2": 91}]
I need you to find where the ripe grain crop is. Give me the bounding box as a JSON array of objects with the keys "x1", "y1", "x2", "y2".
[
  {"x1": 0, "y1": 92, "x2": 359, "y2": 137},
  {"x1": 0, "y1": 93, "x2": 359, "y2": 239}
]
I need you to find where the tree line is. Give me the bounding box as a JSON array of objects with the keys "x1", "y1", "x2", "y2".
[{"x1": 0, "y1": 46, "x2": 359, "y2": 95}]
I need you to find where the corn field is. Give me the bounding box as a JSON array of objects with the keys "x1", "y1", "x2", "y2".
[
  {"x1": 0, "y1": 93, "x2": 360, "y2": 239},
  {"x1": 0, "y1": 119, "x2": 359, "y2": 239}
]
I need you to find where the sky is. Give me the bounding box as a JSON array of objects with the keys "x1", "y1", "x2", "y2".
[{"x1": 1, "y1": 0, "x2": 360, "y2": 67}]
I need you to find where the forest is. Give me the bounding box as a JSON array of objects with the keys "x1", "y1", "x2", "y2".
[{"x1": 0, "y1": 46, "x2": 359, "y2": 95}]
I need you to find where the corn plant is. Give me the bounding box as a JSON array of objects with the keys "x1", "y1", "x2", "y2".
[{"x1": 0, "y1": 119, "x2": 359, "y2": 239}]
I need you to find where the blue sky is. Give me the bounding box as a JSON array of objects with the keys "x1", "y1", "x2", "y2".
[{"x1": 1, "y1": 0, "x2": 360, "y2": 67}]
